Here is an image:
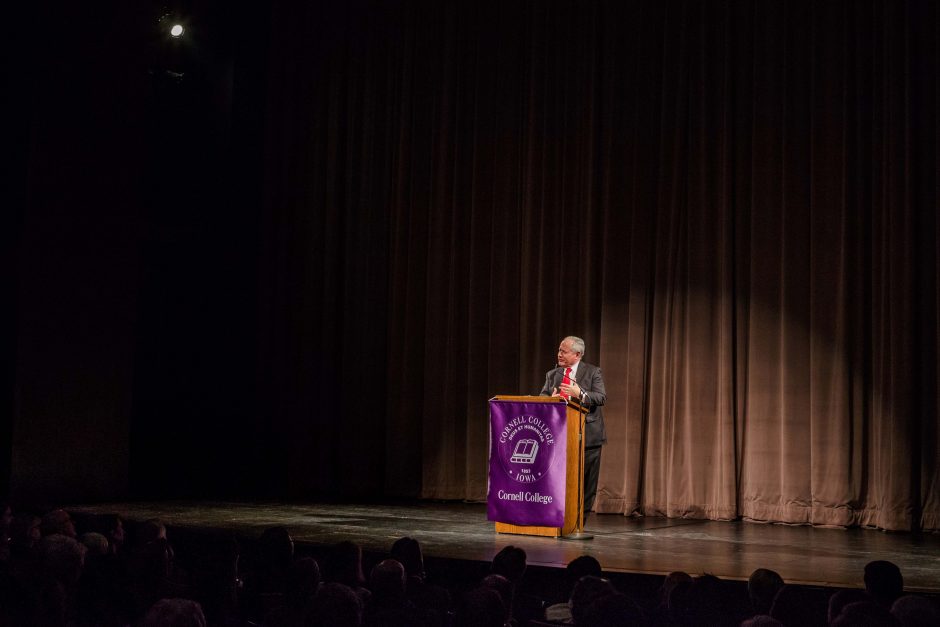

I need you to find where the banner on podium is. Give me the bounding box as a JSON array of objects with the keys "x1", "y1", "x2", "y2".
[{"x1": 487, "y1": 400, "x2": 567, "y2": 527}]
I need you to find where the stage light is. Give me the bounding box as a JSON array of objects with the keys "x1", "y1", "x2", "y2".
[{"x1": 170, "y1": 24, "x2": 184, "y2": 37}]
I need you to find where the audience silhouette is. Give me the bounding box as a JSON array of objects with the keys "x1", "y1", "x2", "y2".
[
  {"x1": 0, "y1": 501, "x2": 937, "y2": 627},
  {"x1": 828, "y1": 588, "x2": 869, "y2": 623},
  {"x1": 891, "y1": 594, "x2": 940, "y2": 627},
  {"x1": 865, "y1": 559, "x2": 905, "y2": 608},
  {"x1": 748, "y1": 568, "x2": 784, "y2": 616},
  {"x1": 390, "y1": 535, "x2": 450, "y2": 624},
  {"x1": 544, "y1": 555, "x2": 603, "y2": 622}
]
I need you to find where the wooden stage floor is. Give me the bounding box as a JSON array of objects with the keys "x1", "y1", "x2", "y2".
[{"x1": 69, "y1": 500, "x2": 940, "y2": 593}]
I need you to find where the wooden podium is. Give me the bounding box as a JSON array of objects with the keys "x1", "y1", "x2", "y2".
[{"x1": 491, "y1": 395, "x2": 588, "y2": 538}]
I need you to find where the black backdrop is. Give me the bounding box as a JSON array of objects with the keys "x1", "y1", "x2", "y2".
[{"x1": 8, "y1": 0, "x2": 939, "y2": 530}]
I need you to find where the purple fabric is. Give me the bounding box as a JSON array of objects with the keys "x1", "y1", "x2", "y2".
[{"x1": 487, "y1": 400, "x2": 567, "y2": 526}]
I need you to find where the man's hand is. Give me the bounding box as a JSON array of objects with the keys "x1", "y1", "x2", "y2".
[
  {"x1": 550, "y1": 386, "x2": 561, "y2": 397},
  {"x1": 559, "y1": 381, "x2": 582, "y2": 398}
]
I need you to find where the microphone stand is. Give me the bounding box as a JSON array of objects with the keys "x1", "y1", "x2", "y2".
[{"x1": 561, "y1": 391, "x2": 593, "y2": 541}]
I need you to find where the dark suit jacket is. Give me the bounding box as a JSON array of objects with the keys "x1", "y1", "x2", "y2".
[{"x1": 539, "y1": 361, "x2": 607, "y2": 448}]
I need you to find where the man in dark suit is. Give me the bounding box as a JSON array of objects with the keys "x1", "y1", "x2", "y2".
[{"x1": 539, "y1": 336, "x2": 607, "y2": 512}]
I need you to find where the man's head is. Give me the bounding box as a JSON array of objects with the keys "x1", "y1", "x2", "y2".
[
  {"x1": 41, "y1": 509, "x2": 76, "y2": 538},
  {"x1": 567, "y1": 555, "x2": 602, "y2": 584},
  {"x1": 11, "y1": 513, "x2": 41, "y2": 549},
  {"x1": 40, "y1": 534, "x2": 86, "y2": 585},
  {"x1": 557, "y1": 336, "x2": 585, "y2": 367},
  {"x1": 570, "y1": 575, "x2": 617, "y2": 624},
  {"x1": 492, "y1": 545, "x2": 526, "y2": 582},
  {"x1": 864, "y1": 560, "x2": 904, "y2": 607},
  {"x1": 391, "y1": 536, "x2": 425, "y2": 581},
  {"x1": 748, "y1": 568, "x2": 784, "y2": 615},
  {"x1": 370, "y1": 559, "x2": 407, "y2": 600}
]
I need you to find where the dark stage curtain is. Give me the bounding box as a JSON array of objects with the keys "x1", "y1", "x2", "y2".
[{"x1": 259, "y1": 0, "x2": 938, "y2": 530}]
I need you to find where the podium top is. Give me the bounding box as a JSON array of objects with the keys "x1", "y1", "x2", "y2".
[{"x1": 490, "y1": 395, "x2": 588, "y2": 413}]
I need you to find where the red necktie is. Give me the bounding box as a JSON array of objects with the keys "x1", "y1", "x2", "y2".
[{"x1": 561, "y1": 367, "x2": 572, "y2": 399}]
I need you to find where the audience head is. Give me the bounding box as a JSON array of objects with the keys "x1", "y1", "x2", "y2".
[
  {"x1": 39, "y1": 533, "x2": 86, "y2": 585},
  {"x1": 370, "y1": 559, "x2": 407, "y2": 601},
  {"x1": 259, "y1": 525, "x2": 294, "y2": 570},
  {"x1": 770, "y1": 585, "x2": 824, "y2": 627},
  {"x1": 79, "y1": 531, "x2": 110, "y2": 557},
  {"x1": 390, "y1": 536, "x2": 425, "y2": 582},
  {"x1": 133, "y1": 518, "x2": 168, "y2": 546},
  {"x1": 570, "y1": 575, "x2": 617, "y2": 624},
  {"x1": 666, "y1": 578, "x2": 695, "y2": 620},
  {"x1": 41, "y1": 509, "x2": 76, "y2": 538},
  {"x1": 310, "y1": 582, "x2": 363, "y2": 627},
  {"x1": 92, "y1": 513, "x2": 126, "y2": 554},
  {"x1": 491, "y1": 545, "x2": 526, "y2": 583},
  {"x1": 674, "y1": 574, "x2": 730, "y2": 626},
  {"x1": 457, "y1": 587, "x2": 504, "y2": 627},
  {"x1": 660, "y1": 571, "x2": 693, "y2": 606},
  {"x1": 749, "y1": 568, "x2": 785, "y2": 615},
  {"x1": 127, "y1": 536, "x2": 173, "y2": 581},
  {"x1": 891, "y1": 595, "x2": 940, "y2": 627},
  {"x1": 831, "y1": 600, "x2": 901, "y2": 627},
  {"x1": 9, "y1": 513, "x2": 41, "y2": 551},
  {"x1": 287, "y1": 556, "x2": 321, "y2": 602},
  {"x1": 326, "y1": 541, "x2": 366, "y2": 588},
  {"x1": 567, "y1": 554, "x2": 603, "y2": 581},
  {"x1": 139, "y1": 598, "x2": 207, "y2": 627},
  {"x1": 191, "y1": 530, "x2": 241, "y2": 601},
  {"x1": 828, "y1": 588, "x2": 869, "y2": 624},
  {"x1": 864, "y1": 560, "x2": 904, "y2": 607}
]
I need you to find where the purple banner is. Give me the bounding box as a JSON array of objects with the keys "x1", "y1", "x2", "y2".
[{"x1": 487, "y1": 400, "x2": 567, "y2": 527}]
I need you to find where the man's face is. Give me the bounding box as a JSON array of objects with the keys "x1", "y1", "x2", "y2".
[{"x1": 556, "y1": 339, "x2": 581, "y2": 367}]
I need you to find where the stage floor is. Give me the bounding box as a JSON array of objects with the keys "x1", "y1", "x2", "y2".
[{"x1": 69, "y1": 500, "x2": 940, "y2": 593}]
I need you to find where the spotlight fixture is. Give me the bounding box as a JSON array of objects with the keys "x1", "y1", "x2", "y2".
[
  {"x1": 156, "y1": 10, "x2": 188, "y2": 41},
  {"x1": 150, "y1": 10, "x2": 190, "y2": 82}
]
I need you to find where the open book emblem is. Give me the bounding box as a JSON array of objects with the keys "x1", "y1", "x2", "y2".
[{"x1": 509, "y1": 439, "x2": 539, "y2": 464}]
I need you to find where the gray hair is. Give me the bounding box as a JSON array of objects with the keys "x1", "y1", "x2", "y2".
[
  {"x1": 564, "y1": 336, "x2": 585, "y2": 356},
  {"x1": 79, "y1": 532, "x2": 110, "y2": 556}
]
